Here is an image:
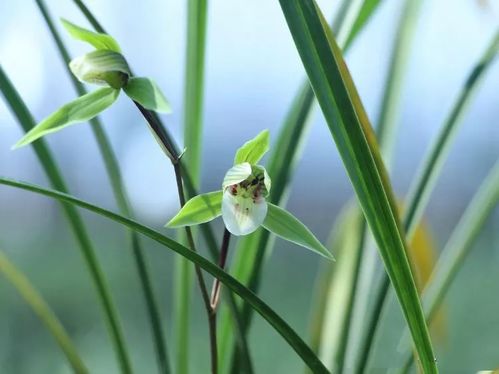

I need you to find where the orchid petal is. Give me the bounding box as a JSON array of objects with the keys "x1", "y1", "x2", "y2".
[
  {"x1": 222, "y1": 189, "x2": 267, "y2": 236},
  {"x1": 222, "y1": 162, "x2": 252, "y2": 190},
  {"x1": 252, "y1": 165, "x2": 271, "y2": 195}
]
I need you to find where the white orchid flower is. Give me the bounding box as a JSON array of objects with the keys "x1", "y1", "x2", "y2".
[{"x1": 167, "y1": 130, "x2": 333, "y2": 260}]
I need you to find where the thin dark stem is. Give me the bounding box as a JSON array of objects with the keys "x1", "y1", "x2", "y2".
[
  {"x1": 133, "y1": 102, "x2": 177, "y2": 163},
  {"x1": 174, "y1": 162, "x2": 217, "y2": 374},
  {"x1": 134, "y1": 101, "x2": 218, "y2": 374},
  {"x1": 211, "y1": 229, "x2": 231, "y2": 309}
]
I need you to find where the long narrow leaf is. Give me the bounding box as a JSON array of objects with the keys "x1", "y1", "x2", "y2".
[
  {"x1": 0, "y1": 177, "x2": 330, "y2": 374},
  {"x1": 176, "y1": 0, "x2": 209, "y2": 371},
  {"x1": 343, "y1": 0, "x2": 382, "y2": 50},
  {"x1": 404, "y1": 30, "x2": 499, "y2": 241},
  {"x1": 34, "y1": 2, "x2": 172, "y2": 372},
  {"x1": 314, "y1": 203, "x2": 364, "y2": 372},
  {"x1": 0, "y1": 250, "x2": 88, "y2": 374},
  {"x1": 358, "y1": 28, "x2": 499, "y2": 372},
  {"x1": 278, "y1": 1, "x2": 437, "y2": 372},
  {"x1": 222, "y1": 1, "x2": 385, "y2": 369},
  {"x1": 0, "y1": 66, "x2": 133, "y2": 374},
  {"x1": 399, "y1": 160, "x2": 499, "y2": 371},
  {"x1": 342, "y1": 0, "x2": 426, "y2": 371}
]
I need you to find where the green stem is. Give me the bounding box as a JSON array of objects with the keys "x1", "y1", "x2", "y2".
[
  {"x1": 136, "y1": 103, "x2": 218, "y2": 373},
  {"x1": 0, "y1": 66, "x2": 133, "y2": 374},
  {"x1": 72, "y1": 0, "x2": 105, "y2": 32},
  {"x1": 0, "y1": 250, "x2": 89, "y2": 374},
  {"x1": 34, "y1": 1, "x2": 170, "y2": 372},
  {"x1": 210, "y1": 229, "x2": 231, "y2": 310},
  {"x1": 357, "y1": 29, "x2": 499, "y2": 373}
]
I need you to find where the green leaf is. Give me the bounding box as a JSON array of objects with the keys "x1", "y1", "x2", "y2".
[
  {"x1": 166, "y1": 191, "x2": 223, "y2": 228},
  {"x1": 400, "y1": 160, "x2": 499, "y2": 372},
  {"x1": 262, "y1": 203, "x2": 333, "y2": 260},
  {"x1": 70, "y1": 50, "x2": 130, "y2": 89},
  {"x1": 123, "y1": 77, "x2": 171, "y2": 113},
  {"x1": 0, "y1": 250, "x2": 88, "y2": 374},
  {"x1": 343, "y1": 0, "x2": 382, "y2": 50},
  {"x1": 234, "y1": 129, "x2": 270, "y2": 165},
  {"x1": 312, "y1": 203, "x2": 364, "y2": 371},
  {"x1": 358, "y1": 29, "x2": 499, "y2": 374},
  {"x1": 177, "y1": 2, "x2": 209, "y2": 370},
  {"x1": 35, "y1": 3, "x2": 171, "y2": 372},
  {"x1": 342, "y1": 1, "x2": 426, "y2": 372},
  {"x1": 14, "y1": 87, "x2": 119, "y2": 148},
  {"x1": 278, "y1": 0, "x2": 437, "y2": 372},
  {"x1": 61, "y1": 18, "x2": 121, "y2": 52},
  {"x1": 221, "y1": 1, "x2": 385, "y2": 368},
  {"x1": 0, "y1": 177, "x2": 330, "y2": 374},
  {"x1": 0, "y1": 66, "x2": 132, "y2": 373}
]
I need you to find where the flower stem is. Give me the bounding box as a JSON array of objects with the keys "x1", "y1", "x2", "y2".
[
  {"x1": 134, "y1": 101, "x2": 218, "y2": 374},
  {"x1": 211, "y1": 229, "x2": 232, "y2": 310}
]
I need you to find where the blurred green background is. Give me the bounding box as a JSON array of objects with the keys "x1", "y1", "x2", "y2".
[{"x1": 1, "y1": 0, "x2": 498, "y2": 372}]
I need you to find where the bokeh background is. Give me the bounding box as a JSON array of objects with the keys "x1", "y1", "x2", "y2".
[{"x1": 1, "y1": 0, "x2": 499, "y2": 372}]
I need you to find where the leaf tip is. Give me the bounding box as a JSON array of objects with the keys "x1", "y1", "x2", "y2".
[
  {"x1": 165, "y1": 215, "x2": 181, "y2": 229},
  {"x1": 11, "y1": 138, "x2": 29, "y2": 150}
]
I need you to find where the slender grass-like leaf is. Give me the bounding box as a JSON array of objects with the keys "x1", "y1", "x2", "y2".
[
  {"x1": 0, "y1": 177, "x2": 330, "y2": 374},
  {"x1": 34, "y1": 2, "x2": 172, "y2": 372},
  {"x1": 176, "y1": 0, "x2": 209, "y2": 372},
  {"x1": 399, "y1": 160, "x2": 499, "y2": 371},
  {"x1": 342, "y1": 0, "x2": 425, "y2": 371},
  {"x1": 183, "y1": 0, "x2": 208, "y2": 184},
  {"x1": 313, "y1": 203, "x2": 363, "y2": 372},
  {"x1": 404, "y1": 30, "x2": 499, "y2": 243},
  {"x1": 72, "y1": 0, "x2": 105, "y2": 33},
  {"x1": 375, "y1": 0, "x2": 423, "y2": 167},
  {"x1": 0, "y1": 250, "x2": 88, "y2": 374},
  {"x1": 278, "y1": 1, "x2": 437, "y2": 372},
  {"x1": 357, "y1": 29, "x2": 499, "y2": 373},
  {"x1": 343, "y1": 0, "x2": 382, "y2": 50},
  {"x1": 0, "y1": 66, "x2": 132, "y2": 374},
  {"x1": 223, "y1": 1, "x2": 384, "y2": 370}
]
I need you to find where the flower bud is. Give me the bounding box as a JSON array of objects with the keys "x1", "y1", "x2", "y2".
[{"x1": 69, "y1": 50, "x2": 131, "y2": 89}]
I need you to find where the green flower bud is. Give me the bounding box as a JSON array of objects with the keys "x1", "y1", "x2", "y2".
[{"x1": 69, "y1": 50, "x2": 131, "y2": 89}]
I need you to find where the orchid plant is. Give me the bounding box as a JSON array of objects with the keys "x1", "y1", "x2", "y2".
[{"x1": 167, "y1": 129, "x2": 333, "y2": 259}]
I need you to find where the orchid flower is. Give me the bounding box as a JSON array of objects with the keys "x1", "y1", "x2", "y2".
[
  {"x1": 14, "y1": 19, "x2": 170, "y2": 148},
  {"x1": 167, "y1": 130, "x2": 334, "y2": 260}
]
